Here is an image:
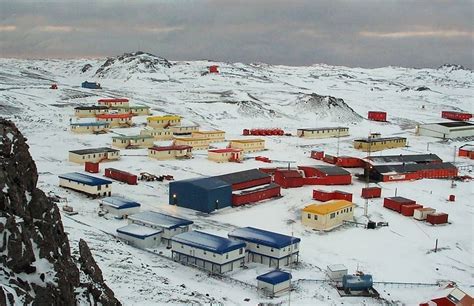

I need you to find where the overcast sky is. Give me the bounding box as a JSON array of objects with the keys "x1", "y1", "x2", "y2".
[{"x1": 0, "y1": 0, "x2": 472, "y2": 68}]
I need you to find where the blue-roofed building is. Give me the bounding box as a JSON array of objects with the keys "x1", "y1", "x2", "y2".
[
  {"x1": 169, "y1": 177, "x2": 232, "y2": 213},
  {"x1": 171, "y1": 231, "x2": 246, "y2": 274},
  {"x1": 100, "y1": 196, "x2": 141, "y2": 218},
  {"x1": 70, "y1": 121, "x2": 110, "y2": 134},
  {"x1": 257, "y1": 270, "x2": 292, "y2": 297},
  {"x1": 128, "y1": 211, "x2": 193, "y2": 246},
  {"x1": 59, "y1": 172, "x2": 112, "y2": 197},
  {"x1": 116, "y1": 224, "x2": 162, "y2": 249},
  {"x1": 228, "y1": 227, "x2": 301, "y2": 268}
]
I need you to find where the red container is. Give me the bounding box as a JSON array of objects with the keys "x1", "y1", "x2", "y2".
[
  {"x1": 426, "y1": 213, "x2": 448, "y2": 225},
  {"x1": 441, "y1": 111, "x2": 472, "y2": 121},
  {"x1": 209, "y1": 65, "x2": 219, "y2": 73},
  {"x1": 368, "y1": 111, "x2": 387, "y2": 122},
  {"x1": 383, "y1": 197, "x2": 416, "y2": 212},
  {"x1": 336, "y1": 156, "x2": 365, "y2": 168},
  {"x1": 232, "y1": 184, "x2": 281, "y2": 206},
  {"x1": 85, "y1": 162, "x2": 99, "y2": 173},
  {"x1": 310, "y1": 150, "x2": 324, "y2": 160},
  {"x1": 323, "y1": 155, "x2": 337, "y2": 164},
  {"x1": 313, "y1": 190, "x2": 334, "y2": 201},
  {"x1": 274, "y1": 169, "x2": 305, "y2": 188},
  {"x1": 243, "y1": 129, "x2": 250, "y2": 135},
  {"x1": 400, "y1": 204, "x2": 424, "y2": 216},
  {"x1": 361, "y1": 187, "x2": 382, "y2": 199},
  {"x1": 104, "y1": 168, "x2": 137, "y2": 185},
  {"x1": 448, "y1": 194, "x2": 455, "y2": 201},
  {"x1": 333, "y1": 190, "x2": 353, "y2": 202}
]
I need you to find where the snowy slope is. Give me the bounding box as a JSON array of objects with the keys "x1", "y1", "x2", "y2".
[{"x1": 0, "y1": 52, "x2": 473, "y2": 305}]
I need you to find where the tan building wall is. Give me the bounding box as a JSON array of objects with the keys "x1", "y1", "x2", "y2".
[
  {"x1": 70, "y1": 124, "x2": 109, "y2": 134},
  {"x1": 68, "y1": 150, "x2": 120, "y2": 164},
  {"x1": 192, "y1": 130, "x2": 226, "y2": 142},
  {"x1": 297, "y1": 128, "x2": 349, "y2": 139},
  {"x1": 229, "y1": 139, "x2": 265, "y2": 153},
  {"x1": 74, "y1": 108, "x2": 108, "y2": 118},
  {"x1": 112, "y1": 137, "x2": 155, "y2": 149},
  {"x1": 147, "y1": 116, "x2": 181, "y2": 128},
  {"x1": 148, "y1": 148, "x2": 192, "y2": 160},
  {"x1": 174, "y1": 137, "x2": 210, "y2": 150},
  {"x1": 208, "y1": 150, "x2": 243, "y2": 163},
  {"x1": 96, "y1": 117, "x2": 133, "y2": 128},
  {"x1": 302, "y1": 205, "x2": 354, "y2": 231},
  {"x1": 110, "y1": 106, "x2": 151, "y2": 116},
  {"x1": 59, "y1": 178, "x2": 112, "y2": 197},
  {"x1": 354, "y1": 138, "x2": 407, "y2": 152},
  {"x1": 171, "y1": 125, "x2": 199, "y2": 135},
  {"x1": 140, "y1": 128, "x2": 174, "y2": 140}
]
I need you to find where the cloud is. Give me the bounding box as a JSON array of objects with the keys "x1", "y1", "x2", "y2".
[
  {"x1": 37, "y1": 25, "x2": 74, "y2": 33},
  {"x1": 0, "y1": 25, "x2": 16, "y2": 32},
  {"x1": 360, "y1": 30, "x2": 474, "y2": 39}
]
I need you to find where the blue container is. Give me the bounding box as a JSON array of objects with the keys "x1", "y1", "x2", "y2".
[
  {"x1": 81, "y1": 81, "x2": 101, "y2": 89},
  {"x1": 169, "y1": 177, "x2": 232, "y2": 213},
  {"x1": 342, "y1": 274, "x2": 373, "y2": 291}
]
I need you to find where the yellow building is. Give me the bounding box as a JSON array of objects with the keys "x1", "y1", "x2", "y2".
[
  {"x1": 171, "y1": 125, "x2": 199, "y2": 136},
  {"x1": 229, "y1": 139, "x2": 265, "y2": 153},
  {"x1": 140, "y1": 128, "x2": 174, "y2": 141},
  {"x1": 96, "y1": 113, "x2": 133, "y2": 128},
  {"x1": 297, "y1": 127, "x2": 349, "y2": 139},
  {"x1": 302, "y1": 200, "x2": 355, "y2": 231},
  {"x1": 148, "y1": 145, "x2": 193, "y2": 160},
  {"x1": 70, "y1": 122, "x2": 109, "y2": 134},
  {"x1": 68, "y1": 147, "x2": 120, "y2": 164},
  {"x1": 208, "y1": 148, "x2": 244, "y2": 163},
  {"x1": 192, "y1": 130, "x2": 226, "y2": 142},
  {"x1": 353, "y1": 135, "x2": 407, "y2": 152},
  {"x1": 110, "y1": 105, "x2": 151, "y2": 116},
  {"x1": 147, "y1": 115, "x2": 181, "y2": 128},
  {"x1": 74, "y1": 106, "x2": 109, "y2": 118},
  {"x1": 112, "y1": 135, "x2": 155, "y2": 149},
  {"x1": 174, "y1": 137, "x2": 210, "y2": 150}
]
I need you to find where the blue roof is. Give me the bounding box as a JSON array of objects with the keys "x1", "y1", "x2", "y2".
[
  {"x1": 58, "y1": 172, "x2": 112, "y2": 186},
  {"x1": 129, "y1": 211, "x2": 193, "y2": 229},
  {"x1": 257, "y1": 270, "x2": 292, "y2": 285},
  {"x1": 173, "y1": 177, "x2": 231, "y2": 191},
  {"x1": 172, "y1": 231, "x2": 245, "y2": 254},
  {"x1": 117, "y1": 224, "x2": 162, "y2": 239},
  {"x1": 228, "y1": 227, "x2": 301, "y2": 249},
  {"x1": 70, "y1": 122, "x2": 109, "y2": 127},
  {"x1": 101, "y1": 197, "x2": 141, "y2": 209}
]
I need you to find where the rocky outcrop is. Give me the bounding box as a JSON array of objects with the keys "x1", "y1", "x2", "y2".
[
  {"x1": 0, "y1": 118, "x2": 120, "y2": 305},
  {"x1": 295, "y1": 93, "x2": 363, "y2": 123}
]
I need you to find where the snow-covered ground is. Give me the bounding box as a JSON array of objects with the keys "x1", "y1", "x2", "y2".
[{"x1": 1, "y1": 53, "x2": 473, "y2": 305}]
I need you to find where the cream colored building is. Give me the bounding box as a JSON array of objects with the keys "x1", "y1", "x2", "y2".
[
  {"x1": 110, "y1": 105, "x2": 151, "y2": 116},
  {"x1": 68, "y1": 147, "x2": 120, "y2": 164},
  {"x1": 147, "y1": 115, "x2": 181, "y2": 128},
  {"x1": 302, "y1": 200, "x2": 355, "y2": 231},
  {"x1": 297, "y1": 127, "x2": 349, "y2": 139},
  {"x1": 70, "y1": 122, "x2": 109, "y2": 134},
  {"x1": 148, "y1": 145, "x2": 193, "y2": 160},
  {"x1": 112, "y1": 135, "x2": 155, "y2": 149},
  {"x1": 174, "y1": 137, "x2": 210, "y2": 150},
  {"x1": 192, "y1": 130, "x2": 226, "y2": 142},
  {"x1": 140, "y1": 128, "x2": 174, "y2": 141},
  {"x1": 354, "y1": 134, "x2": 407, "y2": 152},
  {"x1": 229, "y1": 139, "x2": 265, "y2": 153},
  {"x1": 171, "y1": 125, "x2": 199, "y2": 136},
  {"x1": 74, "y1": 106, "x2": 109, "y2": 118},
  {"x1": 59, "y1": 172, "x2": 112, "y2": 197},
  {"x1": 96, "y1": 114, "x2": 133, "y2": 128},
  {"x1": 97, "y1": 98, "x2": 129, "y2": 107},
  {"x1": 208, "y1": 148, "x2": 243, "y2": 163}
]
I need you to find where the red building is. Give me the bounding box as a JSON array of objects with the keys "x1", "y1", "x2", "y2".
[
  {"x1": 209, "y1": 65, "x2": 219, "y2": 73},
  {"x1": 368, "y1": 162, "x2": 458, "y2": 182},
  {"x1": 104, "y1": 168, "x2": 137, "y2": 185},
  {"x1": 361, "y1": 187, "x2": 382, "y2": 199},
  {"x1": 458, "y1": 145, "x2": 474, "y2": 159},
  {"x1": 401, "y1": 204, "x2": 424, "y2": 216},
  {"x1": 441, "y1": 111, "x2": 472, "y2": 121},
  {"x1": 322, "y1": 154, "x2": 337, "y2": 164},
  {"x1": 215, "y1": 169, "x2": 271, "y2": 191},
  {"x1": 335, "y1": 156, "x2": 365, "y2": 168},
  {"x1": 313, "y1": 189, "x2": 352, "y2": 202},
  {"x1": 383, "y1": 197, "x2": 416, "y2": 213},
  {"x1": 298, "y1": 165, "x2": 352, "y2": 185},
  {"x1": 310, "y1": 150, "x2": 324, "y2": 160},
  {"x1": 232, "y1": 183, "x2": 281, "y2": 206},
  {"x1": 273, "y1": 169, "x2": 305, "y2": 188},
  {"x1": 427, "y1": 213, "x2": 449, "y2": 225},
  {"x1": 368, "y1": 111, "x2": 387, "y2": 122},
  {"x1": 85, "y1": 162, "x2": 99, "y2": 173}
]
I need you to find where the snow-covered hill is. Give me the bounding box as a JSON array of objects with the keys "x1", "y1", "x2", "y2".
[{"x1": 0, "y1": 52, "x2": 473, "y2": 305}]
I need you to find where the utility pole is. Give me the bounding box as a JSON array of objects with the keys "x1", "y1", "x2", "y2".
[
  {"x1": 364, "y1": 134, "x2": 371, "y2": 217},
  {"x1": 336, "y1": 128, "x2": 341, "y2": 157}
]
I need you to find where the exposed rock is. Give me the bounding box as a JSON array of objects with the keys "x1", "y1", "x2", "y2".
[
  {"x1": 0, "y1": 118, "x2": 120, "y2": 305},
  {"x1": 294, "y1": 93, "x2": 363, "y2": 122},
  {"x1": 81, "y1": 63, "x2": 93, "y2": 73}
]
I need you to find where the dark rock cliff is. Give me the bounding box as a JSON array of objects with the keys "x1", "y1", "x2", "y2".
[{"x1": 0, "y1": 118, "x2": 121, "y2": 305}]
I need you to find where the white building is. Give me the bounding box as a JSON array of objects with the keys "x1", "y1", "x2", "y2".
[
  {"x1": 58, "y1": 172, "x2": 112, "y2": 197},
  {"x1": 128, "y1": 211, "x2": 193, "y2": 247},
  {"x1": 327, "y1": 264, "x2": 348, "y2": 281},
  {"x1": 256, "y1": 270, "x2": 292, "y2": 297},
  {"x1": 116, "y1": 224, "x2": 162, "y2": 249},
  {"x1": 171, "y1": 231, "x2": 246, "y2": 274},
  {"x1": 99, "y1": 196, "x2": 141, "y2": 218},
  {"x1": 416, "y1": 122, "x2": 474, "y2": 139},
  {"x1": 228, "y1": 227, "x2": 300, "y2": 268}
]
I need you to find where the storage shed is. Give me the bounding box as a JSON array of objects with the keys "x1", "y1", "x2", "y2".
[
  {"x1": 273, "y1": 169, "x2": 305, "y2": 188},
  {"x1": 104, "y1": 168, "x2": 137, "y2": 185},
  {"x1": 361, "y1": 187, "x2": 382, "y2": 199},
  {"x1": 297, "y1": 127, "x2": 349, "y2": 139},
  {"x1": 427, "y1": 213, "x2": 449, "y2": 225},
  {"x1": 400, "y1": 204, "x2": 424, "y2": 217},
  {"x1": 302, "y1": 200, "x2": 355, "y2": 231},
  {"x1": 313, "y1": 190, "x2": 353, "y2": 202},
  {"x1": 441, "y1": 111, "x2": 472, "y2": 121},
  {"x1": 208, "y1": 148, "x2": 243, "y2": 163},
  {"x1": 368, "y1": 111, "x2": 387, "y2": 122},
  {"x1": 228, "y1": 227, "x2": 300, "y2": 268},
  {"x1": 232, "y1": 183, "x2": 281, "y2": 206},
  {"x1": 383, "y1": 197, "x2": 416, "y2": 213},
  {"x1": 97, "y1": 98, "x2": 129, "y2": 107},
  {"x1": 192, "y1": 130, "x2": 226, "y2": 142},
  {"x1": 116, "y1": 224, "x2": 162, "y2": 249},
  {"x1": 169, "y1": 177, "x2": 232, "y2": 213},
  {"x1": 298, "y1": 165, "x2": 352, "y2": 185},
  {"x1": 413, "y1": 207, "x2": 436, "y2": 220},
  {"x1": 229, "y1": 139, "x2": 265, "y2": 153},
  {"x1": 335, "y1": 156, "x2": 365, "y2": 168},
  {"x1": 128, "y1": 211, "x2": 193, "y2": 246},
  {"x1": 209, "y1": 65, "x2": 219, "y2": 73},
  {"x1": 74, "y1": 105, "x2": 109, "y2": 118},
  {"x1": 70, "y1": 122, "x2": 110, "y2": 134},
  {"x1": 458, "y1": 144, "x2": 474, "y2": 159},
  {"x1": 327, "y1": 264, "x2": 348, "y2": 281},
  {"x1": 112, "y1": 135, "x2": 154, "y2": 149},
  {"x1": 171, "y1": 231, "x2": 246, "y2": 274},
  {"x1": 96, "y1": 113, "x2": 133, "y2": 128},
  {"x1": 416, "y1": 122, "x2": 474, "y2": 139},
  {"x1": 367, "y1": 162, "x2": 458, "y2": 182},
  {"x1": 257, "y1": 270, "x2": 292, "y2": 297},
  {"x1": 147, "y1": 115, "x2": 181, "y2": 128},
  {"x1": 148, "y1": 145, "x2": 193, "y2": 160},
  {"x1": 100, "y1": 196, "x2": 140, "y2": 218},
  {"x1": 58, "y1": 172, "x2": 112, "y2": 197},
  {"x1": 69, "y1": 147, "x2": 120, "y2": 164}
]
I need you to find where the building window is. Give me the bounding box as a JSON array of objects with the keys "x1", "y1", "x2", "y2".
[
  {"x1": 98, "y1": 185, "x2": 102, "y2": 191},
  {"x1": 271, "y1": 248, "x2": 274, "y2": 252},
  {"x1": 314, "y1": 215, "x2": 318, "y2": 220},
  {"x1": 226, "y1": 254, "x2": 229, "y2": 259},
  {"x1": 239, "y1": 248, "x2": 243, "y2": 254},
  {"x1": 330, "y1": 213, "x2": 335, "y2": 219},
  {"x1": 307, "y1": 214, "x2": 311, "y2": 219},
  {"x1": 350, "y1": 207, "x2": 352, "y2": 212},
  {"x1": 256, "y1": 245, "x2": 260, "y2": 249}
]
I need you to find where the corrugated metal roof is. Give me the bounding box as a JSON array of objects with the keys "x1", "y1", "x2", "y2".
[
  {"x1": 172, "y1": 231, "x2": 245, "y2": 254},
  {"x1": 373, "y1": 162, "x2": 457, "y2": 174},
  {"x1": 58, "y1": 172, "x2": 112, "y2": 186},
  {"x1": 215, "y1": 169, "x2": 270, "y2": 185},
  {"x1": 116, "y1": 224, "x2": 161, "y2": 239},
  {"x1": 97, "y1": 98, "x2": 129, "y2": 103},
  {"x1": 366, "y1": 154, "x2": 442, "y2": 164},
  {"x1": 228, "y1": 227, "x2": 300, "y2": 249},
  {"x1": 354, "y1": 136, "x2": 406, "y2": 143},
  {"x1": 171, "y1": 177, "x2": 231, "y2": 191},
  {"x1": 256, "y1": 270, "x2": 292, "y2": 285},
  {"x1": 233, "y1": 183, "x2": 280, "y2": 195},
  {"x1": 300, "y1": 165, "x2": 350, "y2": 176},
  {"x1": 69, "y1": 147, "x2": 119, "y2": 155},
  {"x1": 277, "y1": 170, "x2": 303, "y2": 178},
  {"x1": 128, "y1": 211, "x2": 193, "y2": 229},
  {"x1": 385, "y1": 196, "x2": 415, "y2": 203},
  {"x1": 435, "y1": 122, "x2": 473, "y2": 128},
  {"x1": 101, "y1": 196, "x2": 140, "y2": 209},
  {"x1": 303, "y1": 200, "x2": 354, "y2": 215}
]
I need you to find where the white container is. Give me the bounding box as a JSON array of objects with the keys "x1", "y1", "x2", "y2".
[
  {"x1": 413, "y1": 208, "x2": 436, "y2": 220},
  {"x1": 327, "y1": 264, "x2": 348, "y2": 281}
]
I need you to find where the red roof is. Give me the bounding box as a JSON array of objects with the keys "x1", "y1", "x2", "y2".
[
  {"x1": 150, "y1": 145, "x2": 192, "y2": 151},
  {"x1": 209, "y1": 148, "x2": 242, "y2": 153},
  {"x1": 98, "y1": 98, "x2": 129, "y2": 103},
  {"x1": 96, "y1": 113, "x2": 132, "y2": 119}
]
